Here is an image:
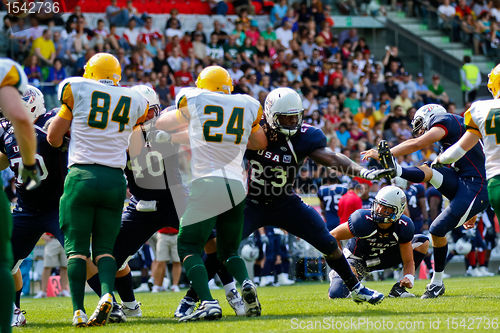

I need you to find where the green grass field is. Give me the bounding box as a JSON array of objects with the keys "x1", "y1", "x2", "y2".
[{"x1": 18, "y1": 277, "x2": 500, "y2": 332}]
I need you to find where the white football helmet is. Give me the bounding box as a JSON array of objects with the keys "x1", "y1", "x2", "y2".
[
  {"x1": 264, "y1": 87, "x2": 304, "y2": 136},
  {"x1": 454, "y1": 238, "x2": 472, "y2": 255},
  {"x1": 241, "y1": 243, "x2": 259, "y2": 262},
  {"x1": 22, "y1": 85, "x2": 46, "y2": 122},
  {"x1": 411, "y1": 104, "x2": 447, "y2": 136},
  {"x1": 372, "y1": 185, "x2": 407, "y2": 224},
  {"x1": 132, "y1": 85, "x2": 161, "y2": 116}
]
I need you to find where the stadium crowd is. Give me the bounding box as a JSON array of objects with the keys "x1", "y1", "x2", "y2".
[{"x1": 0, "y1": 0, "x2": 498, "y2": 296}]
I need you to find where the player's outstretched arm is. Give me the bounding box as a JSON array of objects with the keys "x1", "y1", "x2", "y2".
[
  {"x1": 432, "y1": 131, "x2": 480, "y2": 167},
  {"x1": 329, "y1": 222, "x2": 354, "y2": 250},
  {"x1": 309, "y1": 147, "x2": 393, "y2": 180},
  {"x1": 361, "y1": 126, "x2": 446, "y2": 161},
  {"x1": 0, "y1": 86, "x2": 36, "y2": 166},
  {"x1": 399, "y1": 241, "x2": 415, "y2": 288}
]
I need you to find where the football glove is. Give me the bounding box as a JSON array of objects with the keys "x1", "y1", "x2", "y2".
[
  {"x1": 20, "y1": 163, "x2": 41, "y2": 190},
  {"x1": 431, "y1": 155, "x2": 445, "y2": 169},
  {"x1": 360, "y1": 168, "x2": 395, "y2": 180}
]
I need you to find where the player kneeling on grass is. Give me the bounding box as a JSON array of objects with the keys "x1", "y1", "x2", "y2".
[{"x1": 328, "y1": 185, "x2": 429, "y2": 299}]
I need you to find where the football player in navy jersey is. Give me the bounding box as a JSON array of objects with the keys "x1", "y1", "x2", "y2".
[
  {"x1": 328, "y1": 186, "x2": 429, "y2": 298},
  {"x1": 362, "y1": 104, "x2": 488, "y2": 299},
  {"x1": 317, "y1": 175, "x2": 348, "y2": 231},
  {"x1": 174, "y1": 88, "x2": 393, "y2": 315},
  {"x1": 404, "y1": 182, "x2": 428, "y2": 233},
  {"x1": 0, "y1": 86, "x2": 67, "y2": 327}
]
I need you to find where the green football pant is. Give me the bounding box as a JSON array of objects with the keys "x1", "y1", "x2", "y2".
[
  {"x1": 177, "y1": 177, "x2": 248, "y2": 301},
  {"x1": 0, "y1": 190, "x2": 13, "y2": 333},
  {"x1": 59, "y1": 164, "x2": 126, "y2": 259},
  {"x1": 487, "y1": 175, "x2": 500, "y2": 221}
]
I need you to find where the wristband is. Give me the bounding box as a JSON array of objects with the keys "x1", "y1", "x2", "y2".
[{"x1": 403, "y1": 274, "x2": 415, "y2": 285}]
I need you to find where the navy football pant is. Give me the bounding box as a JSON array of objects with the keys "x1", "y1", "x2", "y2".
[
  {"x1": 243, "y1": 195, "x2": 338, "y2": 255},
  {"x1": 430, "y1": 167, "x2": 488, "y2": 237}
]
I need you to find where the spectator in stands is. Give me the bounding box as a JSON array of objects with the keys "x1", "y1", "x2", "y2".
[
  {"x1": 45, "y1": 58, "x2": 66, "y2": 109},
  {"x1": 24, "y1": 54, "x2": 43, "y2": 85},
  {"x1": 415, "y1": 72, "x2": 430, "y2": 108},
  {"x1": 206, "y1": 34, "x2": 224, "y2": 64},
  {"x1": 460, "y1": 13, "x2": 477, "y2": 50},
  {"x1": 397, "y1": 72, "x2": 417, "y2": 100},
  {"x1": 428, "y1": 74, "x2": 450, "y2": 105},
  {"x1": 139, "y1": 16, "x2": 164, "y2": 49},
  {"x1": 382, "y1": 45, "x2": 404, "y2": 74},
  {"x1": 366, "y1": 72, "x2": 385, "y2": 100},
  {"x1": 156, "y1": 75, "x2": 171, "y2": 107},
  {"x1": 453, "y1": 0, "x2": 473, "y2": 41},
  {"x1": 270, "y1": 0, "x2": 288, "y2": 27},
  {"x1": 123, "y1": 18, "x2": 140, "y2": 50},
  {"x1": 276, "y1": 20, "x2": 293, "y2": 49},
  {"x1": 126, "y1": 0, "x2": 146, "y2": 26},
  {"x1": 384, "y1": 72, "x2": 399, "y2": 99},
  {"x1": 246, "y1": 20, "x2": 261, "y2": 46},
  {"x1": 261, "y1": 23, "x2": 277, "y2": 41},
  {"x1": 174, "y1": 60, "x2": 194, "y2": 86},
  {"x1": 153, "y1": 228, "x2": 182, "y2": 293},
  {"x1": 392, "y1": 89, "x2": 413, "y2": 115},
  {"x1": 460, "y1": 55, "x2": 481, "y2": 103},
  {"x1": 211, "y1": 20, "x2": 229, "y2": 46},
  {"x1": 106, "y1": 0, "x2": 129, "y2": 27},
  {"x1": 438, "y1": 0, "x2": 455, "y2": 31},
  {"x1": 166, "y1": 9, "x2": 180, "y2": 29},
  {"x1": 31, "y1": 28, "x2": 55, "y2": 66},
  {"x1": 165, "y1": 18, "x2": 183, "y2": 42},
  {"x1": 336, "y1": 123, "x2": 351, "y2": 148}
]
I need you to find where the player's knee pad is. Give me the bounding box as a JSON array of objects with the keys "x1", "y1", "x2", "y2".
[
  {"x1": 328, "y1": 276, "x2": 350, "y2": 299},
  {"x1": 412, "y1": 234, "x2": 430, "y2": 250}
]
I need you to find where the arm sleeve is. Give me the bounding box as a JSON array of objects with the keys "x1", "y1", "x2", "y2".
[{"x1": 58, "y1": 80, "x2": 75, "y2": 111}]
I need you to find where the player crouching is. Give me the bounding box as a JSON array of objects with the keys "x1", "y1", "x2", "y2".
[{"x1": 328, "y1": 186, "x2": 429, "y2": 299}]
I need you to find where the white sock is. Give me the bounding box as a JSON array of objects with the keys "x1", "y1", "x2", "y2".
[
  {"x1": 395, "y1": 162, "x2": 402, "y2": 177},
  {"x1": 123, "y1": 301, "x2": 138, "y2": 309},
  {"x1": 429, "y1": 169, "x2": 444, "y2": 188},
  {"x1": 223, "y1": 281, "x2": 236, "y2": 295},
  {"x1": 431, "y1": 271, "x2": 443, "y2": 286}
]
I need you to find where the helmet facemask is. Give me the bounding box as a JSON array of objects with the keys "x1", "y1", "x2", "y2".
[
  {"x1": 273, "y1": 111, "x2": 303, "y2": 137},
  {"x1": 371, "y1": 199, "x2": 398, "y2": 224},
  {"x1": 411, "y1": 116, "x2": 424, "y2": 137}
]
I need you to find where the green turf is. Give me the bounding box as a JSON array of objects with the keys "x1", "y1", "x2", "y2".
[{"x1": 18, "y1": 276, "x2": 500, "y2": 332}]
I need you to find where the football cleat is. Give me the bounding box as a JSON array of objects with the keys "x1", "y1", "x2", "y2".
[
  {"x1": 241, "y1": 279, "x2": 261, "y2": 317},
  {"x1": 11, "y1": 307, "x2": 26, "y2": 327},
  {"x1": 377, "y1": 140, "x2": 397, "y2": 178},
  {"x1": 388, "y1": 282, "x2": 415, "y2": 298},
  {"x1": 178, "y1": 300, "x2": 222, "y2": 322},
  {"x1": 122, "y1": 302, "x2": 142, "y2": 318},
  {"x1": 108, "y1": 302, "x2": 127, "y2": 323},
  {"x1": 421, "y1": 283, "x2": 445, "y2": 299},
  {"x1": 72, "y1": 309, "x2": 88, "y2": 327},
  {"x1": 351, "y1": 282, "x2": 385, "y2": 305},
  {"x1": 226, "y1": 289, "x2": 246, "y2": 316},
  {"x1": 87, "y1": 293, "x2": 113, "y2": 326},
  {"x1": 174, "y1": 297, "x2": 196, "y2": 318}
]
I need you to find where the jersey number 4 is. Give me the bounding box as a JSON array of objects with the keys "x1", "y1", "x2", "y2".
[
  {"x1": 203, "y1": 105, "x2": 244, "y2": 144},
  {"x1": 485, "y1": 108, "x2": 500, "y2": 144},
  {"x1": 88, "y1": 91, "x2": 131, "y2": 132}
]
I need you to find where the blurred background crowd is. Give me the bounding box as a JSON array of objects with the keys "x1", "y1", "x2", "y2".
[{"x1": 0, "y1": 0, "x2": 499, "y2": 293}]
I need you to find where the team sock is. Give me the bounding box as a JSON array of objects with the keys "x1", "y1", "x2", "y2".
[
  {"x1": 223, "y1": 281, "x2": 236, "y2": 295},
  {"x1": 0, "y1": 263, "x2": 14, "y2": 332},
  {"x1": 185, "y1": 287, "x2": 199, "y2": 302},
  {"x1": 431, "y1": 272, "x2": 444, "y2": 286},
  {"x1": 217, "y1": 263, "x2": 235, "y2": 285},
  {"x1": 97, "y1": 257, "x2": 117, "y2": 295},
  {"x1": 115, "y1": 272, "x2": 135, "y2": 302},
  {"x1": 401, "y1": 167, "x2": 426, "y2": 183},
  {"x1": 15, "y1": 289, "x2": 21, "y2": 308},
  {"x1": 413, "y1": 250, "x2": 426, "y2": 270},
  {"x1": 224, "y1": 256, "x2": 249, "y2": 285},
  {"x1": 326, "y1": 255, "x2": 358, "y2": 290},
  {"x1": 87, "y1": 274, "x2": 102, "y2": 297},
  {"x1": 424, "y1": 255, "x2": 433, "y2": 270},
  {"x1": 68, "y1": 258, "x2": 87, "y2": 312},
  {"x1": 431, "y1": 244, "x2": 448, "y2": 286},
  {"x1": 184, "y1": 255, "x2": 213, "y2": 301},
  {"x1": 204, "y1": 252, "x2": 219, "y2": 280}
]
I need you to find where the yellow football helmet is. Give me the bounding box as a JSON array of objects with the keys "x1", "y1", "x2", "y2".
[
  {"x1": 83, "y1": 53, "x2": 121, "y2": 86},
  {"x1": 196, "y1": 66, "x2": 233, "y2": 94},
  {"x1": 487, "y1": 63, "x2": 500, "y2": 99}
]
